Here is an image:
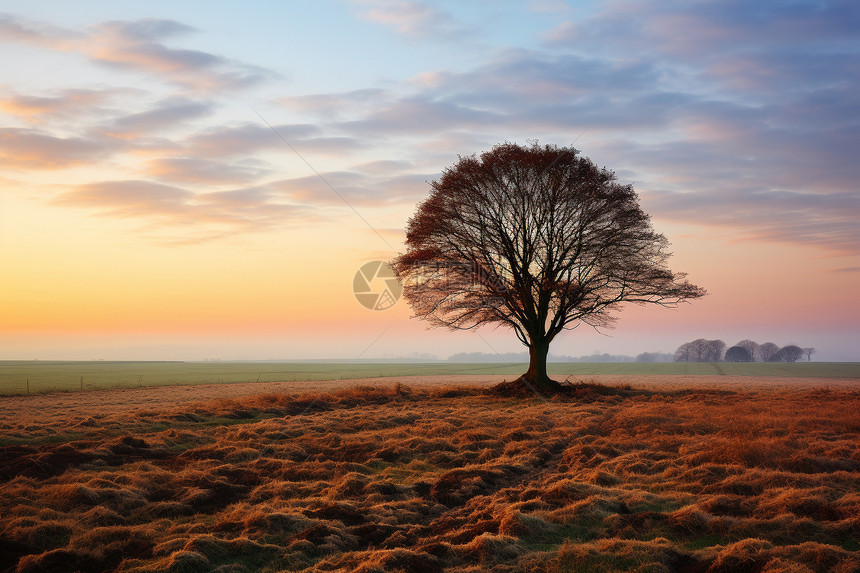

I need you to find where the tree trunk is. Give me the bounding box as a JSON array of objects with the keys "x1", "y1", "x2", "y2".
[
  {"x1": 491, "y1": 336, "x2": 562, "y2": 396},
  {"x1": 516, "y1": 338, "x2": 558, "y2": 390}
]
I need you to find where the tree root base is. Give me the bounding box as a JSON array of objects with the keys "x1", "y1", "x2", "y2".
[
  {"x1": 487, "y1": 376, "x2": 564, "y2": 397},
  {"x1": 488, "y1": 377, "x2": 644, "y2": 399}
]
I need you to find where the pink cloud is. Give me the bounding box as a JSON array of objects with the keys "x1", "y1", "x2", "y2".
[
  {"x1": 0, "y1": 88, "x2": 123, "y2": 124},
  {"x1": 0, "y1": 14, "x2": 272, "y2": 93},
  {"x1": 146, "y1": 157, "x2": 269, "y2": 185},
  {"x1": 0, "y1": 128, "x2": 114, "y2": 169},
  {"x1": 357, "y1": 0, "x2": 465, "y2": 39},
  {"x1": 53, "y1": 180, "x2": 317, "y2": 241}
]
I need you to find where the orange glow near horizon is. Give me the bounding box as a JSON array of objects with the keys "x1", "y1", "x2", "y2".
[{"x1": 2, "y1": 193, "x2": 858, "y2": 359}]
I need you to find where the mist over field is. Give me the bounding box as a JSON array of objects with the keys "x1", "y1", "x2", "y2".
[{"x1": 2, "y1": 361, "x2": 858, "y2": 396}]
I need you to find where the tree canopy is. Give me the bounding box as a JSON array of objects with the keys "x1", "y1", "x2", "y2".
[
  {"x1": 725, "y1": 345, "x2": 753, "y2": 362},
  {"x1": 392, "y1": 142, "x2": 706, "y2": 391},
  {"x1": 674, "y1": 339, "x2": 726, "y2": 362}
]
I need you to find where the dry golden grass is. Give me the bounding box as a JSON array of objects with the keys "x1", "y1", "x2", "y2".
[{"x1": 0, "y1": 379, "x2": 858, "y2": 572}]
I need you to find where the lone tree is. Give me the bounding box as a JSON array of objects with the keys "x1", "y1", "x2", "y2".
[{"x1": 392, "y1": 142, "x2": 706, "y2": 392}]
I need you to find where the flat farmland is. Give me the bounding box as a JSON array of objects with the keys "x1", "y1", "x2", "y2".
[
  {"x1": 1, "y1": 375, "x2": 859, "y2": 572},
  {"x1": 1, "y1": 361, "x2": 858, "y2": 395}
]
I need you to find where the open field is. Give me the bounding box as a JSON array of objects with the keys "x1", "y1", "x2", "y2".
[
  {"x1": 1, "y1": 361, "x2": 858, "y2": 395},
  {"x1": 1, "y1": 376, "x2": 858, "y2": 572}
]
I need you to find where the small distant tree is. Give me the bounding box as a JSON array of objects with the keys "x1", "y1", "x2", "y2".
[
  {"x1": 773, "y1": 345, "x2": 804, "y2": 363},
  {"x1": 393, "y1": 142, "x2": 706, "y2": 391},
  {"x1": 724, "y1": 346, "x2": 753, "y2": 362},
  {"x1": 689, "y1": 339, "x2": 711, "y2": 361},
  {"x1": 636, "y1": 352, "x2": 657, "y2": 363},
  {"x1": 636, "y1": 352, "x2": 673, "y2": 363},
  {"x1": 706, "y1": 339, "x2": 727, "y2": 362},
  {"x1": 690, "y1": 338, "x2": 709, "y2": 362},
  {"x1": 674, "y1": 342, "x2": 693, "y2": 363},
  {"x1": 735, "y1": 339, "x2": 760, "y2": 362},
  {"x1": 802, "y1": 347, "x2": 816, "y2": 362},
  {"x1": 759, "y1": 342, "x2": 780, "y2": 362},
  {"x1": 674, "y1": 338, "x2": 725, "y2": 362}
]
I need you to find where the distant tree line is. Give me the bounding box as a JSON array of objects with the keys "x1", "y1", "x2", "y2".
[
  {"x1": 674, "y1": 339, "x2": 815, "y2": 363},
  {"x1": 635, "y1": 352, "x2": 675, "y2": 363},
  {"x1": 447, "y1": 351, "x2": 681, "y2": 363},
  {"x1": 446, "y1": 351, "x2": 639, "y2": 363}
]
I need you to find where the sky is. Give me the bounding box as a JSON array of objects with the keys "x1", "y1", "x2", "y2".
[{"x1": 1, "y1": 0, "x2": 858, "y2": 362}]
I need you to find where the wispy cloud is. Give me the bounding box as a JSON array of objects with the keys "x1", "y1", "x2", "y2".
[
  {"x1": 274, "y1": 166, "x2": 432, "y2": 207},
  {"x1": 55, "y1": 180, "x2": 194, "y2": 218},
  {"x1": 181, "y1": 123, "x2": 362, "y2": 158},
  {"x1": 356, "y1": 0, "x2": 468, "y2": 39},
  {"x1": 0, "y1": 128, "x2": 115, "y2": 169},
  {"x1": 0, "y1": 88, "x2": 126, "y2": 124},
  {"x1": 98, "y1": 98, "x2": 214, "y2": 138},
  {"x1": 53, "y1": 180, "x2": 316, "y2": 241},
  {"x1": 86, "y1": 19, "x2": 272, "y2": 92},
  {"x1": 278, "y1": 89, "x2": 392, "y2": 120},
  {"x1": 644, "y1": 186, "x2": 860, "y2": 255},
  {"x1": 341, "y1": 95, "x2": 503, "y2": 135},
  {"x1": 0, "y1": 13, "x2": 274, "y2": 93},
  {"x1": 0, "y1": 11, "x2": 80, "y2": 46},
  {"x1": 145, "y1": 157, "x2": 270, "y2": 185},
  {"x1": 544, "y1": 1, "x2": 860, "y2": 56}
]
